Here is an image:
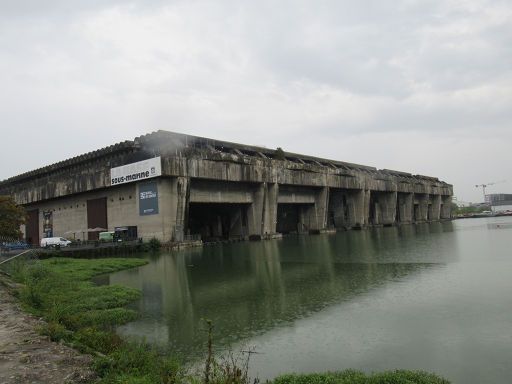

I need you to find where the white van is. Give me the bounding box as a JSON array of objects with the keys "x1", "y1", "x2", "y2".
[{"x1": 40, "y1": 237, "x2": 72, "y2": 248}]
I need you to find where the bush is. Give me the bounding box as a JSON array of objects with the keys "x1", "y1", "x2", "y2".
[
  {"x1": 148, "y1": 237, "x2": 161, "y2": 252},
  {"x1": 272, "y1": 370, "x2": 450, "y2": 384},
  {"x1": 39, "y1": 321, "x2": 70, "y2": 342},
  {"x1": 274, "y1": 147, "x2": 286, "y2": 161}
]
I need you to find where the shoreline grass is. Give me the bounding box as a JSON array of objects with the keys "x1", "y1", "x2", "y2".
[{"x1": 7, "y1": 257, "x2": 186, "y2": 383}]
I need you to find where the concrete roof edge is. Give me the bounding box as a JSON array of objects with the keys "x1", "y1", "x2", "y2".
[
  {"x1": 0, "y1": 130, "x2": 451, "y2": 187},
  {"x1": 138, "y1": 130, "x2": 378, "y2": 171},
  {"x1": 0, "y1": 140, "x2": 136, "y2": 186}
]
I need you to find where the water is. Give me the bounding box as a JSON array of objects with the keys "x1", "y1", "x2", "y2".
[{"x1": 98, "y1": 218, "x2": 512, "y2": 383}]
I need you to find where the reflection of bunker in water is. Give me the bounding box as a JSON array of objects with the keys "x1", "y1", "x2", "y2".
[{"x1": 105, "y1": 223, "x2": 455, "y2": 358}]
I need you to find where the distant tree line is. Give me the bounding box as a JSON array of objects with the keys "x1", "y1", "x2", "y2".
[{"x1": 452, "y1": 202, "x2": 491, "y2": 215}]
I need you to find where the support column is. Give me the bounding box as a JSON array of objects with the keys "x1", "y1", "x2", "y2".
[
  {"x1": 397, "y1": 193, "x2": 413, "y2": 224},
  {"x1": 431, "y1": 195, "x2": 441, "y2": 221},
  {"x1": 248, "y1": 183, "x2": 264, "y2": 238},
  {"x1": 248, "y1": 182, "x2": 279, "y2": 239},
  {"x1": 263, "y1": 183, "x2": 278, "y2": 235},
  {"x1": 380, "y1": 191, "x2": 397, "y2": 225},
  {"x1": 173, "y1": 176, "x2": 190, "y2": 242},
  {"x1": 440, "y1": 195, "x2": 452, "y2": 219},
  {"x1": 228, "y1": 206, "x2": 243, "y2": 238},
  {"x1": 349, "y1": 189, "x2": 369, "y2": 228},
  {"x1": 416, "y1": 194, "x2": 429, "y2": 222},
  {"x1": 309, "y1": 187, "x2": 328, "y2": 231}
]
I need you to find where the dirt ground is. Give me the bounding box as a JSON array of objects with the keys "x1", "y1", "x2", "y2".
[{"x1": 0, "y1": 275, "x2": 97, "y2": 384}]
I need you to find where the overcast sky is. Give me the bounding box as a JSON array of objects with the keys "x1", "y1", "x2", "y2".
[{"x1": 1, "y1": 0, "x2": 511, "y2": 202}]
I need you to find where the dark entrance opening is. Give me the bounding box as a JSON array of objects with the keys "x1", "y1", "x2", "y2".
[
  {"x1": 87, "y1": 197, "x2": 107, "y2": 240},
  {"x1": 276, "y1": 203, "x2": 314, "y2": 234},
  {"x1": 188, "y1": 203, "x2": 248, "y2": 242},
  {"x1": 26, "y1": 209, "x2": 39, "y2": 246},
  {"x1": 277, "y1": 204, "x2": 299, "y2": 234}
]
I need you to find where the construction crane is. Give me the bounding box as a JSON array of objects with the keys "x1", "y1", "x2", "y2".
[{"x1": 475, "y1": 180, "x2": 506, "y2": 202}]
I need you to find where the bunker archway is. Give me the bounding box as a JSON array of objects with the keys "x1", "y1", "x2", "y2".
[{"x1": 187, "y1": 203, "x2": 249, "y2": 242}]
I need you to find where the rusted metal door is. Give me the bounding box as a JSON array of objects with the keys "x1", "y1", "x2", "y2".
[
  {"x1": 87, "y1": 197, "x2": 107, "y2": 240},
  {"x1": 26, "y1": 209, "x2": 39, "y2": 246}
]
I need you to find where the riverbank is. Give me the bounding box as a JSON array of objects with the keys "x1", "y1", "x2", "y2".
[{"x1": 0, "y1": 274, "x2": 96, "y2": 383}]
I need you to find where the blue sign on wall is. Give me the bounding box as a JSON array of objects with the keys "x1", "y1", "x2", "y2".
[{"x1": 139, "y1": 181, "x2": 159, "y2": 216}]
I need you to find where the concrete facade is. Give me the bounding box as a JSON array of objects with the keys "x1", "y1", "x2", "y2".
[{"x1": 0, "y1": 131, "x2": 453, "y2": 244}]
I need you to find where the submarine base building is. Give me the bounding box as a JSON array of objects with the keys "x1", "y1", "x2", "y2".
[{"x1": 0, "y1": 131, "x2": 452, "y2": 246}]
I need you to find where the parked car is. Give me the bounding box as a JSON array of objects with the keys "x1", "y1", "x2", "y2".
[
  {"x1": 40, "y1": 237, "x2": 72, "y2": 248},
  {"x1": 99, "y1": 231, "x2": 114, "y2": 242},
  {"x1": 113, "y1": 226, "x2": 138, "y2": 242},
  {"x1": 1, "y1": 241, "x2": 30, "y2": 252}
]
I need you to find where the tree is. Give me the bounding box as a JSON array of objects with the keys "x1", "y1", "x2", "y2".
[
  {"x1": 0, "y1": 195, "x2": 26, "y2": 239},
  {"x1": 274, "y1": 147, "x2": 286, "y2": 161}
]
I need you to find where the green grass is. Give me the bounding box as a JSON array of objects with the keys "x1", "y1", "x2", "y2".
[
  {"x1": 15, "y1": 258, "x2": 145, "y2": 330},
  {"x1": 9, "y1": 257, "x2": 185, "y2": 383},
  {"x1": 272, "y1": 370, "x2": 450, "y2": 384}
]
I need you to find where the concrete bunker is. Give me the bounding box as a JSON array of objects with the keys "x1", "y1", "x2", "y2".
[{"x1": 0, "y1": 131, "x2": 453, "y2": 243}]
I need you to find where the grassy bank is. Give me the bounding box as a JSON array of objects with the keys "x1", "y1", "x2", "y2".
[
  {"x1": 273, "y1": 370, "x2": 450, "y2": 384},
  {"x1": 3, "y1": 257, "x2": 451, "y2": 384},
  {"x1": 5, "y1": 257, "x2": 186, "y2": 383}
]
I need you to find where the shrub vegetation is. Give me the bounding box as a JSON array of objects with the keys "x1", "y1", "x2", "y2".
[{"x1": 273, "y1": 370, "x2": 450, "y2": 384}]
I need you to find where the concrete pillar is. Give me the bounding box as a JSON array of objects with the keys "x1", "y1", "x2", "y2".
[
  {"x1": 372, "y1": 200, "x2": 381, "y2": 225},
  {"x1": 248, "y1": 183, "x2": 264, "y2": 237},
  {"x1": 348, "y1": 189, "x2": 369, "y2": 228},
  {"x1": 380, "y1": 191, "x2": 397, "y2": 225},
  {"x1": 248, "y1": 182, "x2": 279, "y2": 238},
  {"x1": 228, "y1": 207, "x2": 243, "y2": 238},
  {"x1": 440, "y1": 195, "x2": 452, "y2": 219},
  {"x1": 363, "y1": 190, "x2": 371, "y2": 226},
  {"x1": 310, "y1": 187, "x2": 328, "y2": 231},
  {"x1": 415, "y1": 194, "x2": 429, "y2": 222},
  {"x1": 397, "y1": 193, "x2": 413, "y2": 224},
  {"x1": 327, "y1": 190, "x2": 345, "y2": 228},
  {"x1": 173, "y1": 176, "x2": 190, "y2": 242},
  {"x1": 298, "y1": 206, "x2": 309, "y2": 233},
  {"x1": 263, "y1": 183, "x2": 278, "y2": 235},
  {"x1": 431, "y1": 195, "x2": 441, "y2": 221}
]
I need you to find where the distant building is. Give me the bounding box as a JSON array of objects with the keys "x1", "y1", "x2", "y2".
[{"x1": 486, "y1": 194, "x2": 512, "y2": 213}]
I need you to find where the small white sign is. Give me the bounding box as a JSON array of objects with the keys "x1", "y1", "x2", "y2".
[{"x1": 110, "y1": 157, "x2": 162, "y2": 186}]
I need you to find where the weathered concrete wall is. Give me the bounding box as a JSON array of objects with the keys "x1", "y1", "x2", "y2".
[
  {"x1": 189, "y1": 179, "x2": 254, "y2": 204},
  {"x1": 23, "y1": 180, "x2": 176, "y2": 242},
  {"x1": 0, "y1": 131, "x2": 453, "y2": 242},
  {"x1": 0, "y1": 149, "x2": 452, "y2": 206}
]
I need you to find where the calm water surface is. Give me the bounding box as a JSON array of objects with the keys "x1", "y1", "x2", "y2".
[{"x1": 99, "y1": 218, "x2": 512, "y2": 383}]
